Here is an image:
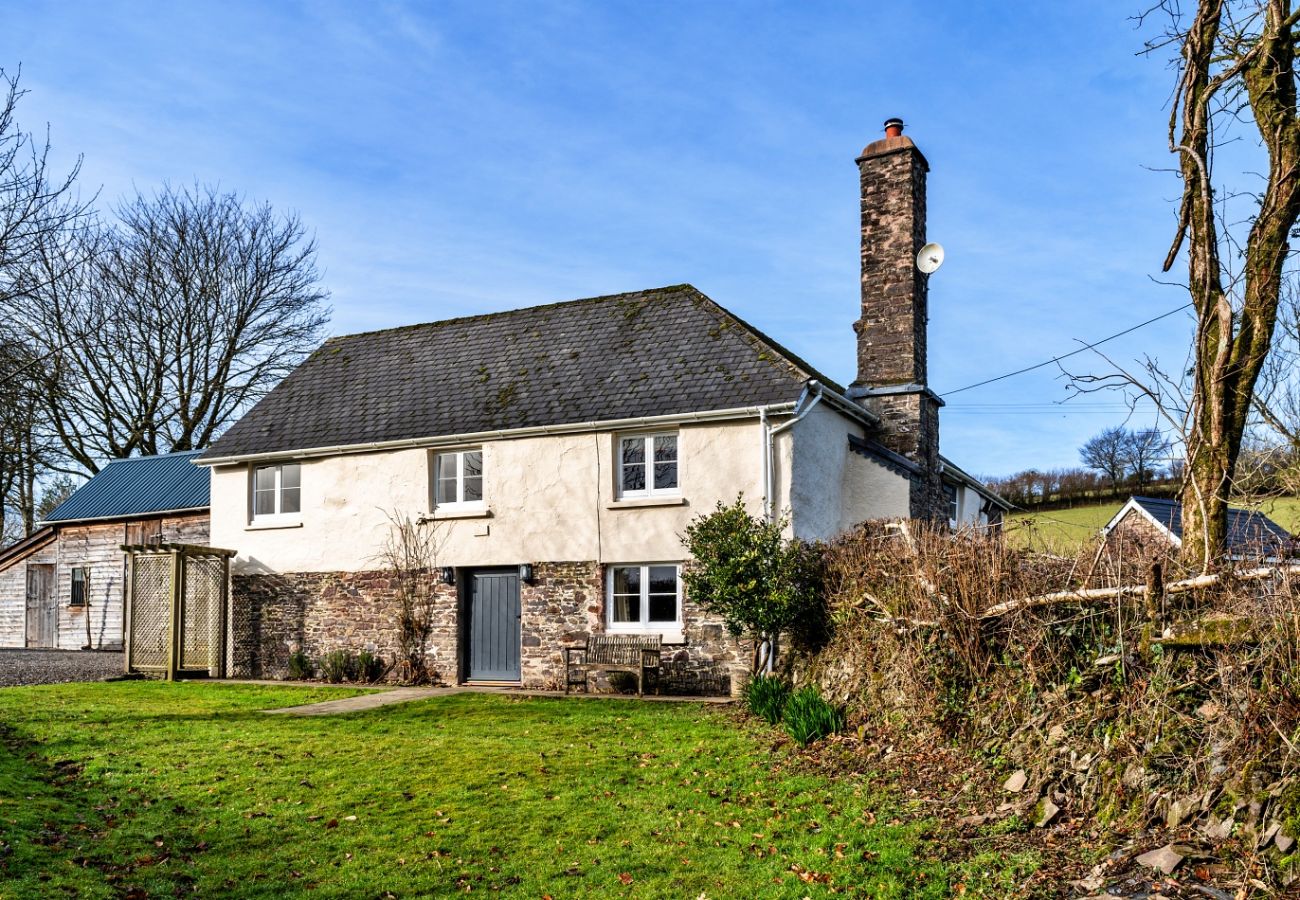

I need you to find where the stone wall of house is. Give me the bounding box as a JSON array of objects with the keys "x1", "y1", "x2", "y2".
[
  {"x1": 229, "y1": 571, "x2": 459, "y2": 682},
  {"x1": 229, "y1": 560, "x2": 744, "y2": 694}
]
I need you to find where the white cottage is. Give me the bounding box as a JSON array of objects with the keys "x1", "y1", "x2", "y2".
[{"x1": 195, "y1": 120, "x2": 1007, "y2": 690}]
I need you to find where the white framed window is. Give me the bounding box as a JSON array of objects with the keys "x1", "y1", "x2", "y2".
[
  {"x1": 252, "y1": 463, "x2": 301, "y2": 519},
  {"x1": 617, "y1": 432, "x2": 678, "y2": 498},
  {"x1": 433, "y1": 448, "x2": 484, "y2": 507},
  {"x1": 944, "y1": 483, "x2": 959, "y2": 527},
  {"x1": 607, "y1": 563, "x2": 681, "y2": 632}
]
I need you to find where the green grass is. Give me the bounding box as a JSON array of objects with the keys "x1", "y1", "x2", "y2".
[
  {"x1": 1006, "y1": 494, "x2": 1300, "y2": 554},
  {"x1": 0, "y1": 683, "x2": 1026, "y2": 898},
  {"x1": 1005, "y1": 502, "x2": 1122, "y2": 553},
  {"x1": 1239, "y1": 496, "x2": 1300, "y2": 533}
]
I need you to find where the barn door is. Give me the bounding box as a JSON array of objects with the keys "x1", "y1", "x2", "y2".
[
  {"x1": 25, "y1": 564, "x2": 56, "y2": 648},
  {"x1": 466, "y1": 570, "x2": 521, "y2": 682}
]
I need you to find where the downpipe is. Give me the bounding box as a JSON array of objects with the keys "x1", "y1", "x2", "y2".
[
  {"x1": 756, "y1": 382, "x2": 825, "y2": 675},
  {"x1": 763, "y1": 380, "x2": 825, "y2": 523}
]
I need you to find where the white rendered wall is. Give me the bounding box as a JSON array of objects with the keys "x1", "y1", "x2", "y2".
[
  {"x1": 210, "y1": 420, "x2": 772, "y2": 575},
  {"x1": 784, "y1": 402, "x2": 911, "y2": 541}
]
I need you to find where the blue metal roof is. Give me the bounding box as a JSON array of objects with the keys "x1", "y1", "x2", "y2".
[
  {"x1": 43, "y1": 451, "x2": 210, "y2": 523},
  {"x1": 1128, "y1": 496, "x2": 1294, "y2": 555}
]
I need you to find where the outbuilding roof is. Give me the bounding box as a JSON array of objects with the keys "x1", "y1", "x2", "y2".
[
  {"x1": 1104, "y1": 495, "x2": 1294, "y2": 557},
  {"x1": 199, "y1": 285, "x2": 832, "y2": 461},
  {"x1": 42, "y1": 451, "x2": 210, "y2": 524}
]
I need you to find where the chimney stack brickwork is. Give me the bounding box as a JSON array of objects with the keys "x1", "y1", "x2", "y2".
[
  {"x1": 854, "y1": 143, "x2": 928, "y2": 387},
  {"x1": 851, "y1": 122, "x2": 947, "y2": 521}
]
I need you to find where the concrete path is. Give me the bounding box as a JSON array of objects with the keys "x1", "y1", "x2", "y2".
[
  {"x1": 263, "y1": 686, "x2": 444, "y2": 716},
  {"x1": 262, "y1": 683, "x2": 732, "y2": 716}
]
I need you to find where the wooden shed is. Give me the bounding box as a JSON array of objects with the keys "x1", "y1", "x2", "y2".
[{"x1": 0, "y1": 452, "x2": 210, "y2": 650}]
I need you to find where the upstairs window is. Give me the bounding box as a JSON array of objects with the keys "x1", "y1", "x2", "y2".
[
  {"x1": 70, "y1": 567, "x2": 88, "y2": 607},
  {"x1": 608, "y1": 564, "x2": 681, "y2": 630},
  {"x1": 253, "y1": 463, "x2": 301, "y2": 518},
  {"x1": 434, "y1": 449, "x2": 484, "y2": 507},
  {"x1": 618, "y1": 433, "x2": 678, "y2": 498}
]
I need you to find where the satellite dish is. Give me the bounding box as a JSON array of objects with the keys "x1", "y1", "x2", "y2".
[{"x1": 916, "y1": 242, "x2": 945, "y2": 274}]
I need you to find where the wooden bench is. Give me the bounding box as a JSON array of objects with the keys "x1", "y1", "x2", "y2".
[{"x1": 564, "y1": 633, "x2": 662, "y2": 696}]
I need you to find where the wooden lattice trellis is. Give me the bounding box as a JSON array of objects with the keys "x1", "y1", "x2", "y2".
[{"x1": 122, "y1": 542, "x2": 237, "y2": 680}]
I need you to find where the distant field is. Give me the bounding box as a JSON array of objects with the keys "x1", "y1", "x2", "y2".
[
  {"x1": 1005, "y1": 502, "x2": 1122, "y2": 553},
  {"x1": 1005, "y1": 495, "x2": 1300, "y2": 553},
  {"x1": 1247, "y1": 496, "x2": 1300, "y2": 532}
]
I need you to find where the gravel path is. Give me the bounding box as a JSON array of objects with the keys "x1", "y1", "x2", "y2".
[{"x1": 0, "y1": 649, "x2": 125, "y2": 687}]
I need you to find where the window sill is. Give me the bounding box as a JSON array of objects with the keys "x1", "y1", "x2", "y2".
[
  {"x1": 607, "y1": 627, "x2": 686, "y2": 645},
  {"x1": 246, "y1": 520, "x2": 304, "y2": 531},
  {"x1": 427, "y1": 507, "x2": 492, "y2": 521},
  {"x1": 606, "y1": 496, "x2": 686, "y2": 510}
]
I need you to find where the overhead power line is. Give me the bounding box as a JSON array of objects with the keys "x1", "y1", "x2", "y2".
[{"x1": 941, "y1": 302, "x2": 1194, "y2": 397}]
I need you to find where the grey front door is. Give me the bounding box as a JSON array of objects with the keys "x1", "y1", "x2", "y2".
[
  {"x1": 25, "y1": 564, "x2": 56, "y2": 648},
  {"x1": 467, "y1": 570, "x2": 521, "y2": 682}
]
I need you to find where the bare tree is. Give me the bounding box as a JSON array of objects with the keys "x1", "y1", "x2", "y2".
[
  {"x1": 0, "y1": 67, "x2": 90, "y2": 537},
  {"x1": 1081, "y1": 426, "x2": 1132, "y2": 491},
  {"x1": 1145, "y1": 0, "x2": 1300, "y2": 568},
  {"x1": 19, "y1": 184, "x2": 330, "y2": 473},
  {"x1": 1123, "y1": 428, "x2": 1172, "y2": 488},
  {"x1": 0, "y1": 67, "x2": 89, "y2": 305},
  {"x1": 0, "y1": 334, "x2": 55, "y2": 540},
  {"x1": 376, "y1": 513, "x2": 447, "y2": 685}
]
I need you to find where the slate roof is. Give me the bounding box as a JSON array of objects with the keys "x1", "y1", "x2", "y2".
[
  {"x1": 200, "y1": 285, "x2": 833, "y2": 461},
  {"x1": 1114, "y1": 496, "x2": 1295, "y2": 556},
  {"x1": 43, "y1": 451, "x2": 210, "y2": 523}
]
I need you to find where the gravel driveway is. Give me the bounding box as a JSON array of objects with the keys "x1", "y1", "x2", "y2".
[{"x1": 0, "y1": 649, "x2": 125, "y2": 687}]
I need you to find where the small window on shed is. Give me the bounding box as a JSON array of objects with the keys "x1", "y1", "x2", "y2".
[
  {"x1": 944, "y1": 484, "x2": 959, "y2": 527},
  {"x1": 70, "y1": 567, "x2": 88, "y2": 607}
]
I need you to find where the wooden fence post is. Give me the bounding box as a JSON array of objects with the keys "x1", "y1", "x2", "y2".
[
  {"x1": 167, "y1": 549, "x2": 183, "y2": 681},
  {"x1": 1142, "y1": 560, "x2": 1164, "y2": 653}
]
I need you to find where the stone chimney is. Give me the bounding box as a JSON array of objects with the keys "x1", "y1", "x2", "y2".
[{"x1": 848, "y1": 118, "x2": 946, "y2": 520}]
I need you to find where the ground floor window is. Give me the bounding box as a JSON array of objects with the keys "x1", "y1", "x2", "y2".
[
  {"x1": 70, "y1": 566, "x2": 88, "y2": 607},
  {"x1": 607, "y1": 564, "x2": 681, "y2": 630}
]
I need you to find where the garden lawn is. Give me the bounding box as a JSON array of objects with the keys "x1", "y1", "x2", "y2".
[{"x1": 0, "y1": 683, "x2": 1017, "y2": 898}]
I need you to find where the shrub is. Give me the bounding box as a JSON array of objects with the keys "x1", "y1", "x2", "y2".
[
  {"x1": 743, "y1": 674, "x2": 791, "y2": 725},
  {"x1": 682, "y1": 497, "x2": 824, "y2": 673},
  {"x1": 783, "y1": 685, "x2": 844, "y2": 746},
  {"x1": 287, "y1": 650, "x2": 313, "y2": 680},
  {"x1": 356, "y1": 650, "x2": 386, "y2": 683},
  {"x1": 320, "y1": 650, "x2": 356, "y2": 684}
]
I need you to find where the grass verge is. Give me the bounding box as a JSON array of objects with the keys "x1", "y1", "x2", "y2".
[{"x1": 0, "y1": 682, "x2": 1034, "y2": 898}]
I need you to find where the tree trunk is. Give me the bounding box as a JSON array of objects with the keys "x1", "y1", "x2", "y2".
[{"x1": 1166, "y1": 0, "x2": 1300, "y2": 570}]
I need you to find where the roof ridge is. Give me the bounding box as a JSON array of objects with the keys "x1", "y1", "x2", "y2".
[
  {"x1": 321, "y1": 284, "x2": 702, "y2": 344},
  {"x1": 103, "y1": 449, "x2": 206, "y2": 465}
]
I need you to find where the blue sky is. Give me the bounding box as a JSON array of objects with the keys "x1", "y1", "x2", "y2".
[{"x1": 7, "y1": 1, "x2": 1191, "y2": 477}]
